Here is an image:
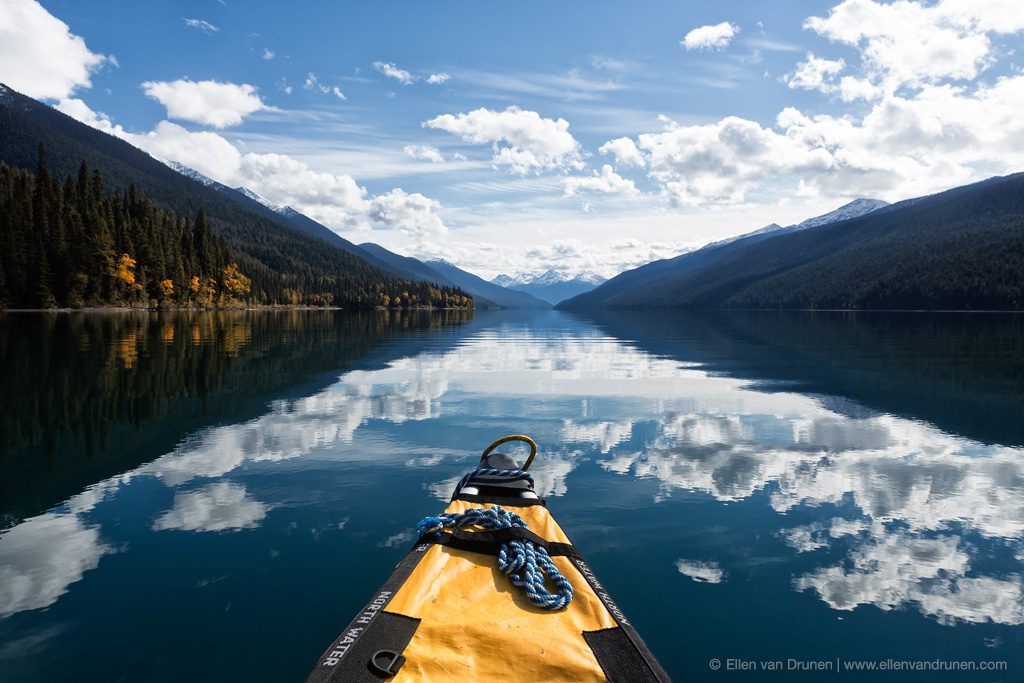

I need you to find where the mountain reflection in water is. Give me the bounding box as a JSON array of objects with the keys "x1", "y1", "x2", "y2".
[{"x1": 0, "y1": 309, "x2": 1021, "y2": 681}]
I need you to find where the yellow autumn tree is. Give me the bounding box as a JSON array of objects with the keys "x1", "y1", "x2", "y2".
[
  {"x1": 200, "y1": 277, "x2": 218, "y2": 307},
  {"x1": 158, "y1": 279, "x2": 174, "y2": 299},
  {"x1": 115, "y1": 254, "x2": 136, "y2": 286},
  {"x1": 221, "y1": 263, "x2": 251, "y2": 301}
]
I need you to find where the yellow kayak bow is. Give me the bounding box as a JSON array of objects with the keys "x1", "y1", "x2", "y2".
[{"x1": 306, "y1": 435, "x2": 670, "y2": 682}]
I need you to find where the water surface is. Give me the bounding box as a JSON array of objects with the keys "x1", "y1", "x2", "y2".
[{"x1": 1, "y1": 309, "x2": 1022, "y2": 681}]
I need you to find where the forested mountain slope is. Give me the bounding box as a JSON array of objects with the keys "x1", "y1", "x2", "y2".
[
  {"x1": 0, "y1": 84, "x2": 469, "y2": 308},
  {"x1": 561, "y1": 199, "x2": 886, "y2": 311},
  {"x1": 562, "y1": 176, "x2": 1024, "y2": 310}
]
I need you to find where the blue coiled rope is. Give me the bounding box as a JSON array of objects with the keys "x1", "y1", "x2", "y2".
[{"x1": 416, "y1": 493, "x2": 574, "y2": 611}]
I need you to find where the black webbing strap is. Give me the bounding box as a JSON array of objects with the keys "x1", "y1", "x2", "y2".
[
  {"x1": 453, "y1": 493, "x2": 547, "y2": 507},
  {"x1": 572, "y1": 558, "x2": 672, "y2": 683},
  {"x1": 584, "y1": 627, "x2": 667, "y2": 683},
  {"x1": 420, "y1": 526, "x2": 584, "y2": 561},
  {"x1": 306, "y1": 543, "x2": 431, "y2": 682}
]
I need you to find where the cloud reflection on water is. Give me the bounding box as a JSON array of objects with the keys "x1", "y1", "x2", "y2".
[
  {"x1": 153, "y1": 482, "x2": 269, "y2": 533},
  {"x1": 0, "y1": 513, "x2": 110, "y2": 619},
  {"x1": 2, "y1": 322, "x2": 1022, "y2": 628}
]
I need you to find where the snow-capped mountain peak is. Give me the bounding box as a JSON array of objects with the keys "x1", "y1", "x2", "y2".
[
  {"x1": 491, "y1": 273, "x2": 525, "y2": 287},
  {"x1": 167, "y1": 161, "x2": 300, "y2": 218},
  {"x1": 492, "y1": 270, "x2": 606, "y2": 288},
  {"x1": 234, "y1": 186, "x2": 284, "y2": 212},
  {"x1": 700, "y1": 197, "x2": 889, "y2": 254},
  {"x1": 487, "y1": 269, "x2": 608, "y2": 304},
  {"x1": 531, "y1": 269, "x2": 567, "y2": 286},
  {"x1": 166, "y1": 161, "x2": 218, "y2": 187},
  {"x1": 700, "y1": 224, "x2": 782, "y2": 251},
  {"x1": 795, "y1": 197, "x2": 888, "y2": 230}
]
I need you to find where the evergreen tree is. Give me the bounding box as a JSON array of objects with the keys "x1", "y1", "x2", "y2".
[{"x1": 0, "y1": 152, "x2": 473, "y2": 310}]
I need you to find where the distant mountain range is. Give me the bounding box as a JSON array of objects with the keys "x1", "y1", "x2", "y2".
[
  {"x1": 490, "y1": 270, "x2": 607, "y2": 305},
  {"x1": 560, "y1": 180, "x2": 1024, "y2": 310},
  {"x1": 424, "y1": 260, "x2": 551, "y2": 309}
]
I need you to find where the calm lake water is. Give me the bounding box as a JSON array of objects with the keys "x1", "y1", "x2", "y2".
[{"x1": 1, "y1": 309, "x2": 1023, "y2": 681}]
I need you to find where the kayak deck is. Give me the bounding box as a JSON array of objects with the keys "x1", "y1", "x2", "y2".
[{"x1": 307, "y1": 437, "x2": 669, "y2": 682}]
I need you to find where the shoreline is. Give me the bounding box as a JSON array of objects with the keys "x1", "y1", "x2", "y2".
[
  {"x1": 0, "y1": 305, "x2": 476, "y2": 314},
  {"x1": 5, "y1": 306, "x2": 1017, "y2": 314},
  {"x1": 561, "y1": 307, "x2": 1024, "y2": 314}
]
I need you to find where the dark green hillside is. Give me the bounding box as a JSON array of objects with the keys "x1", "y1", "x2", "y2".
[
  {"x1": 587, "y1": 174, "x2": 1024, "y2": 310},
  {"x1": 0, "y1": 84, "x2": 471, "y2": 308},
  {"x1": 0, "y1": 157, "x2": 237, "y2": 308}
]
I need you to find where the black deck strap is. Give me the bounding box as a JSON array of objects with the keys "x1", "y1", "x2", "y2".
[
  {"x1": 307, "y1": 612, "x2": 419, "y2": 682},
  {"x1": 572, "y1": 558, "x2": 672, "y2": 683},
  {"x1": 306, "y1": 542, "x2": 432, "y2": 683},
  {"x1": 584, "y1": 627, "x2": 665, "y2": 683},
  {"x1": 468, "y1": 475, "x2": 533, "y2": 491},
  {"x1": 453, "y1": 493, "x2": 546, "y2": 507},
  {"x1": 422, "y1": 526, "x2": 584, "y2": 561}
]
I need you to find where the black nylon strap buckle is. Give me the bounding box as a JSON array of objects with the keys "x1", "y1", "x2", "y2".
[
  {"x1": 421, "y1": 526, "x2": 584, "y2": 561},
  {"x1": 369, "y1": 650, "x2": 405, "y2": 678}
]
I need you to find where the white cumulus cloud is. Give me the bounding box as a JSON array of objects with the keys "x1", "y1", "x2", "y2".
[
  {"x1": 0, "y1": 0, "x2": 111, "y2": 100},
  {"x1": 370, "y1": 188, "x2": 448, "y2": 236},
  {"x1": 426, "y1": 72, "x2": 450, "y2": 85},
  {"x1": 134, "y1": 120, "x2": 245, "y2": 181},
  {"x1": 563, "y1": 165, "x2": 638, "y2": 197},
  {"x1": 784, "y1": 53, "x2": 846, "y2": 93},
  {"x1": 237, "y1": 152, "x2": 370, "y2": 226},
  {"x1": 682, "y1": 22, "x2": 740, "y2": 50},
  {"x1": 803, "y1": 0, "x2": 1024, "y2": 93},
  {"x1": 598, "y1": 137, "x2": 646, "y2": 168},
  {"x1": 141, "y1": 79, "x2": 267, "y2": 128},
  {"x1": 424, "y1": 106, "x2": 583, "y2": 175},
  {"x1": 404, "y1": 144, "x2": 446, "y2": 163},
  {"x1": 601, "y1": 54, "x2": 1024, "y2": 206},
  {"x1": 636, "y1": 115, "x2": 832, "y2": 205},
  {"x1": 374, "y1": 61, "x2": 416, "y2": 85}
]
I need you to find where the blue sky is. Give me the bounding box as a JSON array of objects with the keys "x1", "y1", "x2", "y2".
[{"x1": 3, "y1": 0, "x2": 1024, "y2": 278}]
